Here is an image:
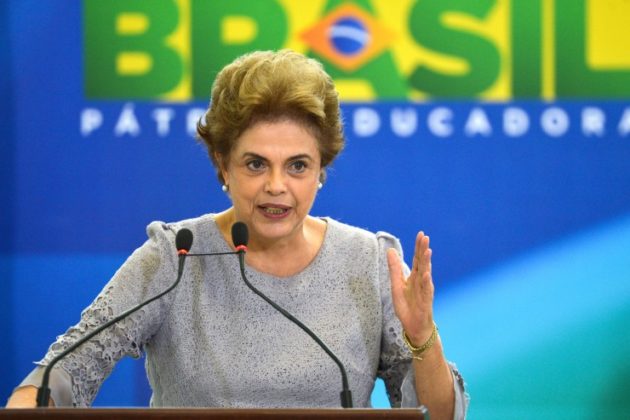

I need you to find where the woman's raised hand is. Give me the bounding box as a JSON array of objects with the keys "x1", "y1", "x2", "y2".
[{"x1": 387, "y1": 231, "x2": 435, "y2": 345}]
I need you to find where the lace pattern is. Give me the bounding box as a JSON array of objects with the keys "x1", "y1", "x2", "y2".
[
  {"x1": 38, "y1": 222, "x2": 177, "y2": 406},
  {"x1": 40, "y1": 288, "x2": 147, "y2": 405},
  {"x1": 378, "y1": 325, "x2": 413, "y2": 407}
]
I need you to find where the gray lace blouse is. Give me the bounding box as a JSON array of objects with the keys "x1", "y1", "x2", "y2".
[{"x1": 20, "y1": 214, "x2": 468, "y2": 416}]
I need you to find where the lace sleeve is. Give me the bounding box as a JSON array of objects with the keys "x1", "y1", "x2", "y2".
[
  {"x1": 374, "y1": 232, "x2": 470, "y2": 417},
  {"x1": 374, "y1": 232, "x2": 413, "y2": 408},
  {"x1": 36, "y1": 221, "x2": 179, "y2": 406}
]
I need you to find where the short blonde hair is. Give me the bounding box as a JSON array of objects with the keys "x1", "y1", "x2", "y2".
[{"x1": 197, "y1": 50, "x2": 344, "y2": 184}]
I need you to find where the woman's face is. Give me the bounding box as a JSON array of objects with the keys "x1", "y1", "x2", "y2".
[{"x1": 220, "y1": 119, "x2": 322, "y2": 247}]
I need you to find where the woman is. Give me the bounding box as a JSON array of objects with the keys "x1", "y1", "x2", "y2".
[{"x1": 7, "y1": 50, "x2": 468, "y2": 419}]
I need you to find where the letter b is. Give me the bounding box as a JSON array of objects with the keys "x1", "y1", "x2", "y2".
[{"x1": 84, "y1": 0, "x2": 183, "y2": 98}]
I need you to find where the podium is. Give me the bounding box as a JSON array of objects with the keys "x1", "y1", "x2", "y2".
[{"x1": 0, "y1": 408, "x2": 427, "y2": 419}]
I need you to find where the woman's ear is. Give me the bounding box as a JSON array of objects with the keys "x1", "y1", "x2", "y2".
[{"x1": 319, "y1": 169, "x2": 326, "y2": 184}]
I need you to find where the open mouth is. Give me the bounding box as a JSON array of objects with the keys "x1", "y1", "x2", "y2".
[
  {"x1": 263, "y1": 207, "x2": 287, "y2": 214},
  {"x1": 258, "y1": 205, "x2": 291, "y2": 216}
]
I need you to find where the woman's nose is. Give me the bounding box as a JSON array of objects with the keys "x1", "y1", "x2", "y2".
[{"x1": 264, "y1": 169, "x2": 287, "y2": 195}]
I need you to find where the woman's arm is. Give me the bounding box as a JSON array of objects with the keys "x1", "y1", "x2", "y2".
[
  {"x1": 7, "y1": 221, "x2": 180, "y2": 407},
  {"x1": 6, "y1": 386, "x2": 54, "y2": 408},
  {"x1": 405, "y1": 329, "x2": 455, "y2": 419},
  {"x1": 387, "y1": 232, "x2": 461, "y2": 420}
]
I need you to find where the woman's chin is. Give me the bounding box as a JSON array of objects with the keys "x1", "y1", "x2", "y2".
[{"x1": 250, "y1": 217, "x2": 301, "y2": 243}]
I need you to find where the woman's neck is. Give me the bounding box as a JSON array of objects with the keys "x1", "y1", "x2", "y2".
[{"x1": 214, "y1": 209, "x2": 326, "y2": 277}]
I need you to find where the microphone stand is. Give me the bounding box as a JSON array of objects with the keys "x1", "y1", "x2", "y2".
[{"x1": 234, "y1": 248, "x2": 353, "y2": 408}]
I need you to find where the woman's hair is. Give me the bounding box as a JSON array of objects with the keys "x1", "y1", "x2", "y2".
[{"x1": 197, "y1": 50, "x2": 344, "y2": 184}]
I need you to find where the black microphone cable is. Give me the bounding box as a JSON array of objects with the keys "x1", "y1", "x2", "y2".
[{"x1": 230, "y1": 221, "x2": 353, "y2": 408}]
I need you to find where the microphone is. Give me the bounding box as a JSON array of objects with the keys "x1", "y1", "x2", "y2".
[
  {"x1": 176, "y1": 227, "x2": 193, "y2": 254},
  {"x1": 36, "y1": 228, "x2": 194, "y2": 407},
  {"x1": 230, "y1": 222, "x2": 353, "y2": 408},
  {"x1": 231, "y1": 220, "x2": 248, "y2": 252}
]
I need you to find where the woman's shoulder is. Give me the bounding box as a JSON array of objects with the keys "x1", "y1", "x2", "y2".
[
  {"x1": 144, "y1": 213, "x2": 221, "y2": 249},
  {"x1": 323, "y1": 217, "x2": 402, "y2": 251},
  {"x1": 150, "y1": 212, "x2": 216, "y2": 230}
]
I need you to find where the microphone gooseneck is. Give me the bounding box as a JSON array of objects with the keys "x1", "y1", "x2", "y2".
[
  {"x1": 36, "y1": 228, "x2": 194, "y2": 407},
  {"x1": 231, "y1": 222, "x2": 353, "y2": 408}
]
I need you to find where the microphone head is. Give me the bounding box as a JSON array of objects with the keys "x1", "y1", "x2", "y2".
[
  {"x1": 231, "y1": 222, "x2": 249, "y2": 249},
  {"x1": 175, "y1": 228, "x2": 194, "y2": 253}
]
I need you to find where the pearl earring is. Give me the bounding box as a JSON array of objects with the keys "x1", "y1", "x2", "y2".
[
  {"x1": 318, "y1": 182, "x2": 323, "y2": 190},
  {"x1": 222, "y1": 184, "x2": 229, "y2": 192}
]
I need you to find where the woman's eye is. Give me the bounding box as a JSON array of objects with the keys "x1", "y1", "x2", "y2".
[
  {"x1": 289, "y1": 161, "x2": 307, "y2": 173},
  {"x1": 246, "y1": 160, "x2": 265, "y2": 171}
]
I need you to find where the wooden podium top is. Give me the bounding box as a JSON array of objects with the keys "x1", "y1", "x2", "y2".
[{"x1": 0, "y1": 408, "x2": 427, "y2": 419}]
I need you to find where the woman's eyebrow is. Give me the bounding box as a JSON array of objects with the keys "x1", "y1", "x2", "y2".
[
  {"x1": 287, "y1": 154, "x2": 314, "y2": 161},
  {"x1": 240, "y1": 152, "x2": 314, "y2": 162},
  {"x1": 240, "y1": 152, "x2": 267, "y2": 161}
]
